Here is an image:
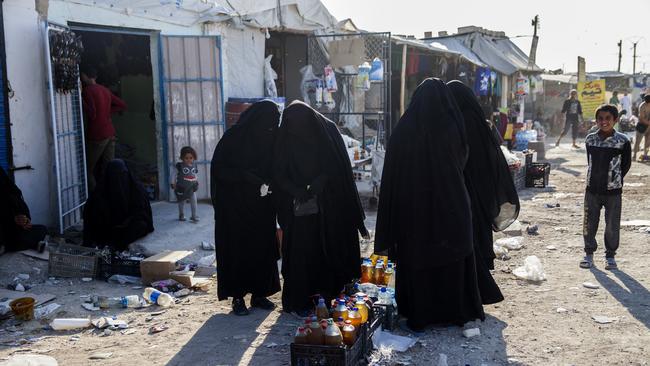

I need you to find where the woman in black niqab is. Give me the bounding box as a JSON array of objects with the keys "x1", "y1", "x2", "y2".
[
  {"x1": 210, "y1": 100, "x2": 281, "y2": 315},
  {"x1": 447, "y1": 80, "x2": 520, "y2": 305},
  {"x1": 274, "y1": 101, "x2": 368, "y2": 315},
  {"x1": 374, "y1": 78, "x2": 484, "y2": 330},
  {"x1": 83, "y1": 159, "x2": 154, "y2": 251}
]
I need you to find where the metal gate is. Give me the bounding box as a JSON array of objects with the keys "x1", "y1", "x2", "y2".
[
  {"x1": 0, "y1": 3, "x2": 11, "y2": 173},
  {"x1": 159, "y1": 35, "x2": 225, "y2": 200},
  {"x1": 45, "y1": 23, "x2": 88, "y2": 233},
  {"x1": 307, "y1": 32, "x2": 391, "y2": 147}
]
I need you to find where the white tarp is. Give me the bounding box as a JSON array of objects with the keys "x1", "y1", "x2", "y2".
[
  {"x1": 425, "y1": 37, "x2": 486, "y2": 68},
  {"x1": 59, "y1": 0, "x2": 338, "y2": 31}
]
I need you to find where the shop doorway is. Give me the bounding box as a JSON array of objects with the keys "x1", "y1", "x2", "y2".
[
  {"x1": 265, "y1": 32, "x2": 307, "y2": 103},
  {"x1": 75, "y1": 28, "x2": 159, "y2": 200}
]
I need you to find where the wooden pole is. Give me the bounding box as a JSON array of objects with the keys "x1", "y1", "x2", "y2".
[{"x1": 400, "y1": 44, "x2": 407, "y2": 116}]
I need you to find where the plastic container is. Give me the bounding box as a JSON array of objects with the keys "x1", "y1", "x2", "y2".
[
  {"x1": 332, "y1": 300, "x2": 348, "y2": 321},
  {"x1": 324, "y1": 319, "x2": 343, "y2": 346},
  {"x1": 50, "y1": 318, "x2": 91, "y2": 330},
  {"x1": 315, "y1": 298, "x2": 329, "y2": 320},
  {"x1": 48, "y1": 243, "x2": 99, "y2": 278},
  {"x1": 347, "y1": 307, "x2": 361, "y2": 329},
  {"x1": 372, "y1": 262, "x2": 385, "y2": 285},
  {"x1": 10, "y1": 297, "x2": 35, "y2": 321},
  {"x1": 307, "y1": 316, "x2": 325, "y2": 345},
  {"x1": 355, "y1": 298, "x2": 369, "y2": 324},
  {"x1": 121, "y1": 295, "x2": 141, "y2": 308},
  {"x1": 294, "y1": 327, "x2": 309, "y2": 344},
  {"x1": 142, "y1": 287, "x2": 175, "y2": 307}
]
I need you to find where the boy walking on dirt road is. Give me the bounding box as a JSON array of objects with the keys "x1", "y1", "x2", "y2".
[{"x1": 580, "y1": 105, "x2": 631, "y2": 270}]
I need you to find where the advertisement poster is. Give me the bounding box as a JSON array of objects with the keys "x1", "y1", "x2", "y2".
[{"x1": 577, "y1": 79, "x2": 606, "y2": 119}]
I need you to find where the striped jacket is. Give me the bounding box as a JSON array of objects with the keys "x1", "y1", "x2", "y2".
[{"x1": 585, "y1": 131, "x2": 631, "y2": 195}]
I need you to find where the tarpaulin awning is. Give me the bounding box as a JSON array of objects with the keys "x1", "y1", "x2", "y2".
[
  {"x1": 58, "y1": 0, "x2": 339, "y2": 31},
  {"x1": 423, "y1": 37, "x2": 486, "y2": 68}
]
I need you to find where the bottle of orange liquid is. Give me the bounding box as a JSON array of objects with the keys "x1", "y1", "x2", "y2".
[
  {"x1": 354, "y1": 297, "x2": 369, "y2": 324},
  {"x1": 332, "y1": 300, "x2": 348, "y2": 321},
  {"x1": 360, "y1": 259, "x2": 373, "y2": 283},
  {"x1": 373, "y1": 261, "x2": 385, "y2": 284},
  {"x1": 342, "y1": 320, "x2": 356, "y2": 346},
  {"x1": 324, "y1": 319, "x2": 343, "y2": 346},
  {"x1": 307, "y1": 316, "x2": 324, "y2": 345},
  {"x1": 294, "y1": 326, "x2": 309, "y2": 344},
  {"x1": 347, "y1": 307, "x2": 362, "y2": 329},
  {"x1": 315, "y1": 298, "x2": 329, "y2": 320}
]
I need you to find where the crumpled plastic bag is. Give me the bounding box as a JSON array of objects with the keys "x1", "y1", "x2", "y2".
[
  {"x1": 494, "y1": 236, "x2": 525, "y2": 250},
  {"x1": 372, "y1": 328, "x2": 417, "y2": 352},
  {"x1": 493, "y1": 244, "x2": 509, "y2": 260},
  {"x1": 513, "y1": 256, "x2": 546, "y2": 282},
  {"x1": 198, "y1": 254, "x2": 216, "y2": 267},
  {"x1": 264, "y1": 55, "x2": 278, "y2": 98}
]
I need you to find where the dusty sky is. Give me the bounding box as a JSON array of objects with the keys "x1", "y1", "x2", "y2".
[{"x1": 320, "y1": 0, "x2": 650, "y2": 74}]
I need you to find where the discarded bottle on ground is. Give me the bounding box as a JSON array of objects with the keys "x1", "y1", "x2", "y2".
[
  {"x1": 142, "y1": 287, "x2": 175, "y2": 307},
  {"x1": 121, "y1": 295, "x2": 140, "y2": 308}
]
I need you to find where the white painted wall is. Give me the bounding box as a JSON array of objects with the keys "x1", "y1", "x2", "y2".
[{"x1": 3, "y1": 0, "x2": 55, "y2": 226}]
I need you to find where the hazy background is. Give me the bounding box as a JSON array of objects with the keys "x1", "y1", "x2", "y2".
[{"x1": 321, "y1": 0, "x2": 650, "y2": 74}]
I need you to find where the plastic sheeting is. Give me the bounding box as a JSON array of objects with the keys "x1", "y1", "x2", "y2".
[
  {"x1": 424, "y1": 37, "x2": 486, "y2": 68},
  {"x1": 59, "y1": 0, "x2": 338, "y2": 31}
]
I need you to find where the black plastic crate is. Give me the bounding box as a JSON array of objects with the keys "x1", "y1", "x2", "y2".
[
  {"x1": 362, "y1": 305, "x2": 385, "y2": 355},
  {"x1": 372, "y1": 303, "x2": 397, "y2": 331},
  {"x1": 525, "y1": 162, "x2": 550, "y2": 188},
  {"x1": 290, "y1": 332, "x2": 365, "y2": 366},
  {"x1": 97, "y1": 256, "x2": 142, "y2": 280}
]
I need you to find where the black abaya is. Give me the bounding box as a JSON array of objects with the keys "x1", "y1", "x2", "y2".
[
  {"x1": 210, "y1": 100, "x2": 281, "y2": 301},
  {"x1": 0, "y1": 167, "x2": 47, "y2": 252},
  {"x1": 274, "y1": 101, "x2": 367, "y2": 313},
  {"x1": 448, "y1": 80, "x2": 520, "y2": 305},
  {"x1": 83, "y1": 159, "x2": 153, "y2": 251},
  {"x1": 375, "y1": 78, "x2": 484, "y2": 329}
]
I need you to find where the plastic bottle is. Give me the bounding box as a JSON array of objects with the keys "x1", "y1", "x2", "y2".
[
  {"x1": 332, "y1": 300, "x2": 348, "y2": 321},
  {"x1": 360, "y1": 259, "x2": 373, "y2": 283},
  {"x1": 324, "y1": 318, "x2": 343, "y2": 346},
  {"x1": 315, "y1": 298, "x2": 329, "y2": 320},
  {"x1": 121, "y1": 295, "x2": 140, "y2": 308},
  {"x1": 373, "y1": 261, "x2": 385, "y2": 285},
  {"x1": 347, "y1": 307, "x2": 361, "y2": 329},
  {"x1": 377, "y1": 286, "x2": 390, "y2": 305},
  {"x1": 142, "y1": 287, "x2": 175, "y2": 307},
  {"x1": 294, "y1": 326, "x2": 309, "y2": 344},
  {"x1": 342, "y1": 320, "x2": 356, "y2": 346},
  {"x1": 50, "y1": 318, "x2": 91, "y2": 330},
  {"x1": 336, "y1": 316, "x2": 345, "y2": 330},
  {"x1": 354, "y1": 297, "x2": 369, "y2": 324},
  {"x1": 383, "y1": 262, "x2": 394, "y2": 286},
  {"x1": 307, "y1": 316, "x2": 324, "y2": 345}
]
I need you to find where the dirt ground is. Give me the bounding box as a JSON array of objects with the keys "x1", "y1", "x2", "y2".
[{"x1": 0, "y1": 142, "x2": 649, "y2": 366}]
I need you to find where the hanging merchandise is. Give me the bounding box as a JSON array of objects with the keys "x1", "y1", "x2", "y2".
[
  {"x1": 324, "y1": 65, "x2": 338, "y2": 92},
  {"x1": 474, "y1": 68, "x2": 491, "y2": 96},
  {"x1": 264, "y1": 55, "x2": 278, "y2": 98},
  {"x1": 49, "y1": 30, "x2": 84, "y2": 93},
  {"x1": 315, "y1": 79, "x2": 324, "y2": 108},
  {"x1": 324, "y1": 89, "x2": 336, "y2": 111},
  {"x1": 356, "y1": 62, "x2": 371, "y2": 91},
  {"x1": 369, "y1": 57, "x2": 384, "y2": 81},
  {"x1": 516, "y1": 76, "x2": 530, "y2": 96},
  {"x1": 299, "y1": 65, "x2": 319, "y2": 105}
]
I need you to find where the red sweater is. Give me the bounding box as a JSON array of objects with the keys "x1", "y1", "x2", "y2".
[{"x1": 82, "y1": 84, "x2": 127, "y2": 141}]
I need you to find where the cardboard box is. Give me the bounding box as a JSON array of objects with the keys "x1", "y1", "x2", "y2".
[
  {"x1": 169, "y1": 271, "x2": 212, "y2": 288},
  {"x1": 140, "y1": 251, "x2": 192, "y2": 285}
]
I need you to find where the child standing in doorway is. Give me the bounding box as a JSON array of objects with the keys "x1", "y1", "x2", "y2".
[
  {"x1": 172, "y1": 146, "x2": 200, "y2": 222},
  {"x1": 580, "y1": 105, "x2": 631, "y2": 270}
]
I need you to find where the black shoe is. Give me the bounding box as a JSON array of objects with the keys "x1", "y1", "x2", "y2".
[
  {"x1": 232, "y1": 298, "x2": 249, "y2": 316},
  {"x1": 250, "y1": 297, "x2": 276, "y2": 311}
]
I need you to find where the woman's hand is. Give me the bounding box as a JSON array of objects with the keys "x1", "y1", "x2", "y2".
[{"x1": 15, "y1": 215, "x2": 32, "y2": 230}]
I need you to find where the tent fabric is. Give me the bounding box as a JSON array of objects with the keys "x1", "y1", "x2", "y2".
[
  {"x1": 424, "y1": 38, "x2": 486, "y2": 68},
  {"x1": 540, "y1": 74, "x2": 578, "y2": 84},
  {"x1": 433, "y1": 33, "x2": 541, "y2": 75},
  {"x1": 59, "y1": 0, "x2": 339, "y2": 31},
  {"x1": 393, "y1": 36, "x2": 457, "y2": 57}
]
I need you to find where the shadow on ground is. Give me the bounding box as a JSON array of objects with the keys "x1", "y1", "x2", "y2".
[{"x1": 591, "y1": 267, "x2": 650, "y2": 330}]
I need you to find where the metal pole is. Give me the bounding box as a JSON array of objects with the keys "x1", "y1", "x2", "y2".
[
  {"x1": 617, "y1": 40, "x2": 622, "y2": 73},
  {"x1": 633, "y1": 42, "x2": 638, "y2": 75},
  {"x1": 400, "y1": 44, "x2": 407, "y2": 116}
]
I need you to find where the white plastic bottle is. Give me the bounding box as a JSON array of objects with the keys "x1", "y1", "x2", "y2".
[
  {"x1": 121, "y1": 295, "x2": 141, "y2": 308},
  {"x1": 50, "y1": 318, "x2": 91, "y2": 330},
  {"x1": 143, "y1": 287, "x2": 175, "y2": 307}
]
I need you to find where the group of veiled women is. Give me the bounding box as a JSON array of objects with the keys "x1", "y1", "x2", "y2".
[{"x1": 211, "y1": 77, "x2": 519, "y2": 330}]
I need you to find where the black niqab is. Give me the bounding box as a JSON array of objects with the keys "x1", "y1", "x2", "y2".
[
  {"x1": 274, "y1": 101, "x2": 367, "y2": 312},
  {"x1": 210, "y1": 100, "x2": 281, "y2": 300},
  {"x1": 374, "y1": 78, "x2": 484, "y2": 329},
  {"x1": 83, "y1": 159, "x2": 153, "y2": 251}
]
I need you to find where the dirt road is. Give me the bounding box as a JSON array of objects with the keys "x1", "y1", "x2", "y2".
[{"x1": 0, "y1": 143, "x2": 649, "y2": 365}]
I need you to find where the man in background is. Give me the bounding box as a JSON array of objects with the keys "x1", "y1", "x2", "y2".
[
  {"x1": 81, "y1": 67, "x2": 127, "y2": 191},
  {"x1": 556, "y1": 90, "x2": 583, "y2": 148}
]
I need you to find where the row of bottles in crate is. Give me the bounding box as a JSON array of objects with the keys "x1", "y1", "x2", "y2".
[{"x1": 293, "y1": 286, "x2": 395, "y2": 346}]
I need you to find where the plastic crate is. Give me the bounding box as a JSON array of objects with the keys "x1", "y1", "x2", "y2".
[
  {"x1": 48, "y1": 243, "x2": 99, "y2": 278},
  {"x1": 509, "y1": 164, "x2": 526, "y2": 191},
  {"x1": 362, "y1": 305, "x2": 385, "y2": 355},
  {"x1": 372, "y1": 303, "x2": 398, "y2": 331},
  {"x1": 290, "y1": 331, "x2": 365, "y2": 366},
  {"x1": 525, "y1": 162, "x2": 550, "y2": 188},
  {"x1": 97, "y1": 256, "x2": 142, "y2": 281}
]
